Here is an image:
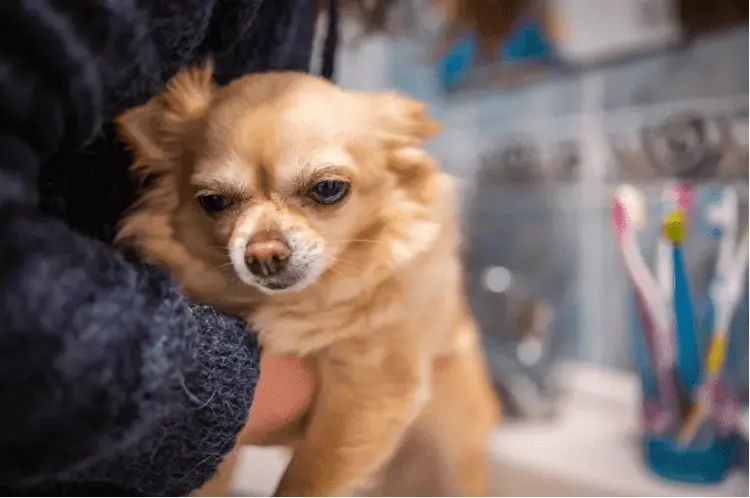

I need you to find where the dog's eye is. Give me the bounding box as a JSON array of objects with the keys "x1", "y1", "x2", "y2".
[
  {"x1": 198, "y1": 194, "x2": 229, "y2": 214},
  {"x1": 310, "y1": 180, "x2": 350, "y2": 205}
]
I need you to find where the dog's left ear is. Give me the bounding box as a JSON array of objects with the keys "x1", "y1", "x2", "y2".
[
  {"x1": 115, "y1": 61, "x2": 216, "y2": 174},
  {"x1": 363, "y1": 92, "x2": 442, "y2": 147}
]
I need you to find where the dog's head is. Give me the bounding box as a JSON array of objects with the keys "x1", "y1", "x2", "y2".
[{"x1": 116, "y1": 64, "x2": 444, "y2": 300}]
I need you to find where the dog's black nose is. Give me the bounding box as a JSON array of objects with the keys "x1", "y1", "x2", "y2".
[{"x1": 245, "y1": 231, "x2": 290, "y2": 277}]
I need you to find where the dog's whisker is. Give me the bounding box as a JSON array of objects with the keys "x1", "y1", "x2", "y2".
[
  {"x1": 330, "y1": 257, "x2": 365, "y2": 271},
  {"x1": 326, "y1": 266, "x2": 348, "y2": 279},
  {"x1": 337, "y1": 238, "x2": 383, "y2": 245}
]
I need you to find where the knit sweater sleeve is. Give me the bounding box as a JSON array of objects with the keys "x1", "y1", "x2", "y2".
[{"x1": 0, "y1": 1, "x2": 263, "y2": 495}]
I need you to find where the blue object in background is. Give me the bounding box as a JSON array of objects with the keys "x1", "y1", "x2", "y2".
[
  {"x1": 503, "y1": 17, "x2": 555, "y2": 63},
  {"x1": 436, "y1": 16, "x2": 556, "y2": 92},
  {"x1": 645, "y1": 436, "x2": 737, "y2": 484},
  {"x1": 672, "y1": 243, "x2": 702, "y2": 391},
  {"x1": 438, "y1": 32, "x2": 477, "y2": 92},
  {"x1": 631, "y1": 294, "x2": 658, "y2": 400}
]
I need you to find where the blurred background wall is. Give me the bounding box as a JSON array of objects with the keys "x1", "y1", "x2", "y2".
[{"x1": 315, "y1": 0, "x2": 748, "y2": 380}]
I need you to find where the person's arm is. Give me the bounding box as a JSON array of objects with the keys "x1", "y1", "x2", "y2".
[
  {"x1": 0, "y1": 2, "x2": 259, "y2": 494},
  {"x1": 0, "y1": 138, "x2": 259, "y2": 495}
]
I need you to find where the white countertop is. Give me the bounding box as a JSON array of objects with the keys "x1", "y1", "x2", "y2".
[{"x1": 490, "y1": 362, "x2": 746, "y2": 496}]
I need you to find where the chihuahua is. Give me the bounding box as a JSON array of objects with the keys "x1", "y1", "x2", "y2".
[{"x1": 116, "y1": 64, "x2": 500, "y2": 496}]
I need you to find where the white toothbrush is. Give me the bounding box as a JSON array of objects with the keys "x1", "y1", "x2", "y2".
[
  {"x1": 613, "y1": 185, "x2": 678, "y2": 431},
  {"x1": 678, "y1": 229, "x2": 748, "y2": 444},
  {"x1": 678, "y1": 187, "x2": 747, "y2": 444},
  {"x1": 706, "y1": 188, "x2": 739, "y2": 298},
  {"x1": 614, "y1": 185, "x2": 673, "y2": 366}
]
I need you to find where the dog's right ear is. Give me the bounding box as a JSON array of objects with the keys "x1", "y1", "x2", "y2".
[
  {"x1": 116, "y1": 61, "x2": 215, "y2": 174},
  {"x1": 360, "y1": 91, "x2": 442, "y2": 148}
]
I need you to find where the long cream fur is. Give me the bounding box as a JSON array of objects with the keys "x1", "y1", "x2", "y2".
[{"x1": 116, "y1": 66, "x2": 500, "y2": 497}]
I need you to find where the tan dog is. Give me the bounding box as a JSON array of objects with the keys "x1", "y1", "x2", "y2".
[{"x1": 116, "y1": 64, "x2": 500, "y2": 497}]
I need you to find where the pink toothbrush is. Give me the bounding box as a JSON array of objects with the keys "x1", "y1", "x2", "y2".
[{"x1": 613, "y1": 185, "x2": 679, "y2": 433}]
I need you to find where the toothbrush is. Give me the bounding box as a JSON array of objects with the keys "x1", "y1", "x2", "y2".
[
  {"x1": 707, "y1": 188, "x2": 739, "y2": 299},
  {"x1": 633, "y1": 290, "x2": 677, "y2": 434},
  {"x1": 664, "y1": 209, "x2": 701, "y2": 394},
  {"x1": 656, "y1": 182, "x2": 694, "y2": 318},
  {"x1": 613, "y1": 186, "x2": 672, "y2": 355},
  {"x1": 678, "y1": 227, "x2": 749, "y2": 445},
  {"x1": 616, "y1": 186, "x2": 662, "y2": 403},
  {"x1": 677, "y1": 188, "x2": 742, "y2": 445},
  {"x1": 613, "y1": 185, "x2": 678, "y2": 430}
]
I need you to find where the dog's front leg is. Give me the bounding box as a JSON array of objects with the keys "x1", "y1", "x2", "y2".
[{"x1": 274, "y1": 338, "x2": 427, "y2": 497}]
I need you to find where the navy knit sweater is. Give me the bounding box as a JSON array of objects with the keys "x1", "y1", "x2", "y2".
[{"x1": 0, "y1": 0, "x2": 317, "y2": 495}]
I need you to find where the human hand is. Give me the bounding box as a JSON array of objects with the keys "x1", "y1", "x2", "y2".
[
  {"x1": 239, "y1": 355, "x2": 314, "y2": 444},
  {"x1": 238, "y1": 354, "x2": 460, "y2": 446}
]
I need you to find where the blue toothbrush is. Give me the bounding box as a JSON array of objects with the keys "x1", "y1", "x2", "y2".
[{"x1": 664, "y1": 210, "x2": 701, "y2": 393}]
